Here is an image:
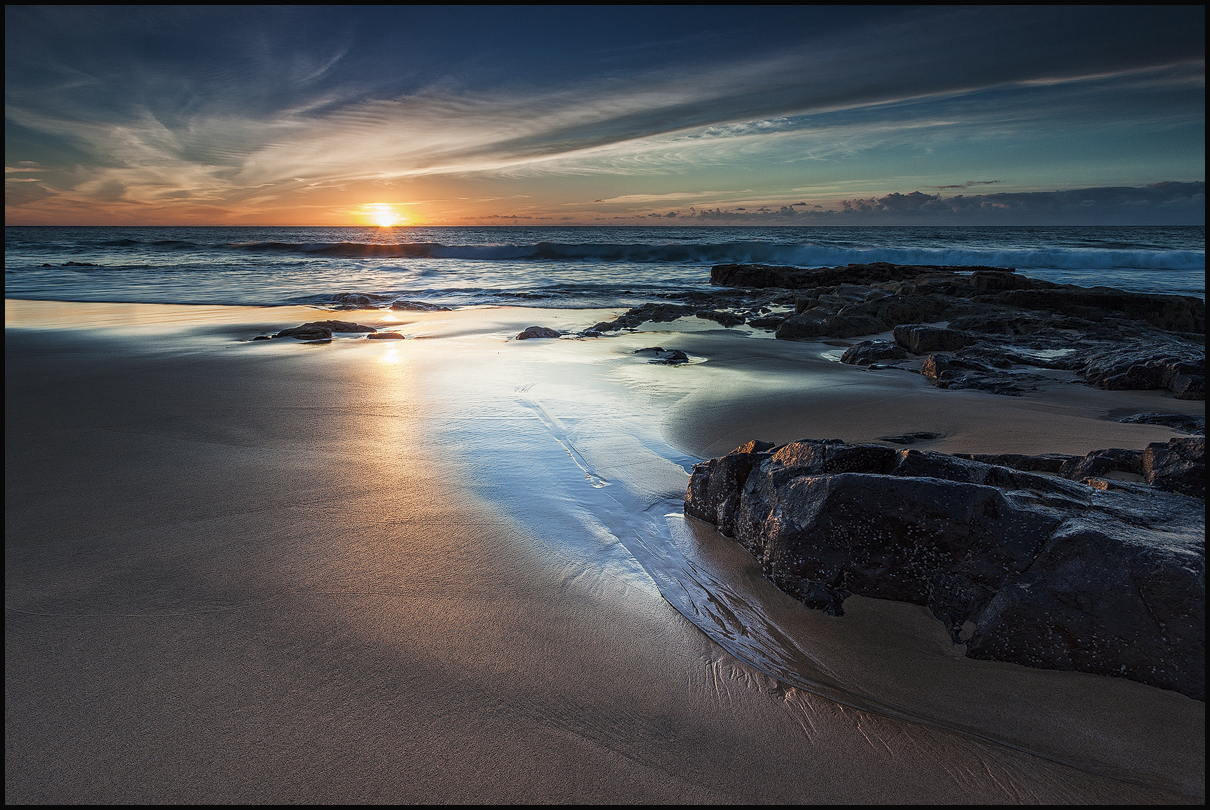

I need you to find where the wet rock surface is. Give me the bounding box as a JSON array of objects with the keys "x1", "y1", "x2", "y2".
[
  {"x1": 711, "y1": 263, "x2": 1204, "y2": 400},
  {"x1": 572, "y1": 263, "x2": 1203, "y2": 400},
  {"x1": 634, "y1": 347, "x2": 691, "y2": 365},
  {"x1": 685, "y1": 438, "x2": 1206, "y2": 700}
]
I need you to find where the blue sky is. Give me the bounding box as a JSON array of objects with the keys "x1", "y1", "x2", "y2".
[{"x1": 5, "y1": 6, "x2": 1205, "y2": 225}]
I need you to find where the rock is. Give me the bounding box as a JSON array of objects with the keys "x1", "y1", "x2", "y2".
[
  {"x1": 775, "y1": 312, "x2": 887, "y2": 340},
  {"x1": 996, "y1": 288, "x2": 1205, "y2": 334},
  {"x1": 685, "y1": 439, "x2": 1206, "y2": 700},
  {"x1": 1075, "y1": 345, "x2": 1205, "y2": 399},
  {"x1": 275, "y1": 325, "x2": 333, "y2": 340},
  {"x1": 1058, "y1": 448, "x2": 1144, "y2": 480},
  {"x1": 390, "y1": 300, "x2": 452, "y2": 312},
  {"x1": 919, "y1": 354, "x2": 1047, "y2": 396},
  {"x1": 710, "y1": 262, "x2": 1013, "y2": 290},
  {"x1": 746, "y1": 315, "x2": 787, "y2": 330},
  {"x1": 516, "y1": 326, "x2": 562, "y2": 340},
  {"x1": 695, "y1": 309, "x2": 745, "y2": 327},
  {"x1": 877, "y1": 432, "x2": 943, "y2": 444},
  {"x1": 276, "y1": 320, "x2": 377, "y2": 339},
  {"x1": 330, "y1": 292, "x2": 395, "y2": 309},
  {"x1": 1143, "y1": 436, "x2": 1205, "y2": 498},
  {"x1": 366, "y1": 332, "x2": 405, "y2": 340},
  {"x1": 840, "y1": 340, "x2": 911, "y2": 366},
  {"x1": 892, "y1": 325, "x2": 970, "y2": 354},
  {"x1": 588, "y1": 302, "x2": 695, "y2": 332},
  {"x1": 950, "y1": 452, "x2": 1075, "y2": 474},
  {"x1": 684, "y1": 440, "x2": 775, "y2": 536},
  {"x1": 1115, "y1": 412, "x2": 1205, "y2": 435},
  {"x1": 635, "y1": 347, "x2": 690, "y2": 365}
]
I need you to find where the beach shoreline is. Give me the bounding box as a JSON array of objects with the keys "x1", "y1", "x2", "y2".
[{"x1": 5, "y1": 299, "x2": 1204, "y2": 803}]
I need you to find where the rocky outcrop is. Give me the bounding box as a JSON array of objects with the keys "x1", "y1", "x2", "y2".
[
  {"x1": 588, "y1": 302, "x2": 695, "y2": 333},
  {"x1": 710, "y1": 262, "x2": 1015, "y2": 289},
  {"x1": 685, "y1": 439, "x2": 1206, "y2": 700},
  {"x1": 577, "y1": 264, "x2": 1205, "y2": 401}
]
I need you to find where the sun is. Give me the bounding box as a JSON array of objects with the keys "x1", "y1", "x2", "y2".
[{"x1": 359, "y1": 203, "x2": 407, "y2": 227}]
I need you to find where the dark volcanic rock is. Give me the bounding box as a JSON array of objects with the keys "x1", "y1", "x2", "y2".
[
  {"x1": 330, "y1": 292, "x2": 395, "y2": 309},
  {"x1": 1076, "y1": 344, "x2": 1205, "y2": 399},
  {"x1": 878, "y1": 432, "x2": 944, "y2": 445},
  {"x1": 634, "y1": 347, "x2": 690, "y2": 365},
  {"x1": 1058, "y1": 448, "x2": 1144, "y2": 480},
  {"x1": 710, "y1": 262, "x2": 1013, "y2": 289},
  {"x1": 919, "y1": 354, "x2": 1046, "y2": 396},
  {"x1": 684, "y1": 440, "x2": 775, "y2": 536},
  {"x1": 590, "y1": 302, "x2": 695, "y2": 333},
  {"x1": 951, "y1": 452, "x2": 1075, "y2": 474},
  {"x1": 840, "y1": 340, "x2": 910, "y2": 366},
  {"x1": 275, "y1": 320, "x2": 377, "y2": 340},
  {"x1": 695, "y1": 309, "x2": 745, "y2": 327},
  {"x1": 775, "y1": 312, "x2": 887, "y2": 340},
  {"x1": 516, "y1": 326, "x2": 562, "y2": 340},
  {"x1": 1143, "y1": 436, "x2": 1205, "y2": 498},
  {"x1": 1115, "y1": 412, "x2": 1205, "y2": 435},
  {"x1": 746, "y1": 314, "x2": 787, "y2": 330},
  {"x1": 390, "y1": 300, "x2": 452, "y2": 312},
  {"x1": 686, "y1": 439, "x2": 1206, "y2": 700},
  {"x1": 996, "y1": 288, "x2": 1206, "y2": 334},
  {"x1": 892, "y1": 325, "x2": 970, "y2": 354}
]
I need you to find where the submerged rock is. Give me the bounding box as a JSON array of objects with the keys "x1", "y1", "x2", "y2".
[
  {"x1": 330, "y1": 292, "x2": 395, "y2": 309},
  {"x1": 390, "y1": 300, "x2": 452, "y2": 312},
  {"x1": 635, "y1": 347, "x2": 690, "y2": 365},
  {"x1": 685, "y1": 438, "x2": 1206, "y2": 700}
]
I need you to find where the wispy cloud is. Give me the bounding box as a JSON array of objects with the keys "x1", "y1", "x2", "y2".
[{"x1": 4, "y1": 6, "x2": 1204, "y2": 223}]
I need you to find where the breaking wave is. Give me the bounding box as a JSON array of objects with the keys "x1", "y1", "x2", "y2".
[{"x1": 222, "y1": 239, "x2": 1204, "y2": 272}]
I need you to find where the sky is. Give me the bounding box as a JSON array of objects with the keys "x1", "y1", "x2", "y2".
[{"x1": 4, "y1": 6, "x2": 1205, "y2": 227}]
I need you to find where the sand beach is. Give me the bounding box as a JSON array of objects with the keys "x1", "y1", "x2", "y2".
[{"x1": 5, "y1": 299, "x2": 1204, "y2": 803}]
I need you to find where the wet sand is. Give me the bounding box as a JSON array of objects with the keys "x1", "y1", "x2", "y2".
[{"x1": 5, "y1": 300, "x2": 1203, "y2": 803}]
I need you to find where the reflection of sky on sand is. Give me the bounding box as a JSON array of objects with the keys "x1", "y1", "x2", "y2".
[{"x1": 381, "y1": 309, "x2": 1203, "y2": 796}]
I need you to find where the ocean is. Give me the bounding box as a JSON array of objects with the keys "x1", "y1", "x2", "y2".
[{"x1": 4, "y1": 225, "x2": 1205, "y2": 308}]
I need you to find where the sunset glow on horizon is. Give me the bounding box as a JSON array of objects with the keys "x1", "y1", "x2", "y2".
[
  {"x1": 4, "y1": 7, "x2": 1204, "y2": 227},
  {"x1": 359, "y1": 203, "x2": 409, "y2": 228}
]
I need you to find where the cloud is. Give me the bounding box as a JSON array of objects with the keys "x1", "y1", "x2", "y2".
[
  {"x1": 665, "y1": 182, "x2": 1205, "y2": 225},
  {"x1": 4, "y1": 7, "x2": 1204, "y2": 222}
]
